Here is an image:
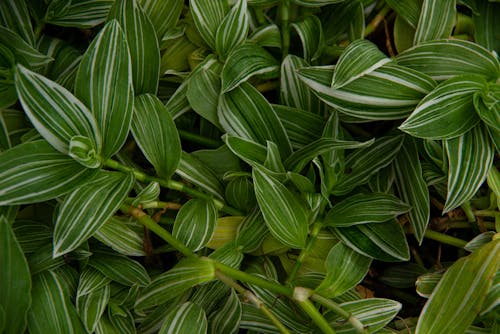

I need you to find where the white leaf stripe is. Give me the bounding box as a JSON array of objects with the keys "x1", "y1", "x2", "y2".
[
  {"x1": 0, "y1": 0, "x2": 35, "y2": 45},
  {"x1": 94, "y1": 217, "x2": 146, "y2": 256},
  {"x1": 443, "y1": 124, "x2": 495, "y2": 212},
  {"x1": 0, "y1": 140, "x2": 97, "y2": 205},
  {"x1": 159, "y1": 302, "x2": 207, "y2": 334},
  {"x1": 0, "y1": 26, "x2": 51, "y2": 68},
  {"x1": 215, "y1": 0, "x2": 248, "y2": 58},
  {"x1": 46, "y1": 0, "x2": 113, "y2": 28},
  {"x1": 290, "y1": 15, "x2": 324, "y2": 62},
  {"x1": 88, "y1": 252, "x2": 150, "y2": 287},
  {"x1": 273, "y1": 104, "x2": 324, "y2": 148},
  {"x1": 77, "y1": 268, "x2": 111, "y2": 298},
  {"x1": 53, "y1": 171, "x2": 134, "y2": 257},
  {"x1": 140, "y1": 0, "x2": 183, "y2": 39},
  {"x1": 240, "y1": 303, "x2": 280, "y2": 333},
  {"x1": 413, "y1": 0, "x2": 456, "y2": 45},
  {"x1": 190, "y1": 0, "x2": 228, "y2": 49},
  {"x1": 76, "y1": 285, "x2": 110, "y2": 333},
  {"x1": 210, "y1": 289, "x2": 242, "y2": 333},
  {"x1": 291, "y1": 0, "x2": 347, "y2": 7}
]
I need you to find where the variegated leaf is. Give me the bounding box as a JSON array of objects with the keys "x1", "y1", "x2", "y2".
[
  {"x1": 0, "y1": 0, "x2": 35, "y2": 45},
  {"x1": 77, "y1": 267, "x2": 112, "y2": 298},
  {"x1": 159, "y1": 302, "x2": 208, "y2": 334},
  {"x1": 88, "y1": 251, "x2": 150, "y2": 287},
  {"x1": 75, "y1": 20, "x2": 133, "y2": 159},
  {"x1": 215, "y1": 0, "x2": 249, "y2": 58},
  {"x1": 190, "y1": 0, "x2": 228, "y2": 49},
  {"x1": 46, "y1": 0, "x2": 114, "y2": 28},
  {"x1": 386, "y1": 0, "x2": 422, "y2": 28},
  {"x1": 413, "y1": 0, "x2": 456, "y2": 45},
  {"x1": 139, "y1": 0, "x2": 183, "y2": 39},
  {"x1": 249, "y1": 24, "x2": 281, "y2": 49},
  {"x1": 235, "y1": 207, "x2": 269, "y2": 253},
  {"x1": 0, "y1": 26, "x2": 51, "y2": 69},
  {"x1": 210, "y1": 289, "x2": 242, "y2": 334},
  {"x1": 173, "y1": 199, "x2": 217, "y2": 251},
  {"x1": 273, "y1": 104, "x2": 324, "y2": 148},
  {"x1": 473, "y1": 83, "x2": 500, "y2": 132},
  {"x1": 290, "y1": 15, "x2": 324, "y2": 62},
  {"x1": 76, "y1": 284, "x2": 110, "y2": 333},
  {"x1": 94, "y1": 216, "x2": 146, "y2": 256},
  {"x1": 292, "y1": 0, "x2": 345, "y2": 6}
]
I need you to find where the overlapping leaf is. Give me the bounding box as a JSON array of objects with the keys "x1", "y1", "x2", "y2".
[
  {"x1": 76, "y1": 284, "x2": 110, "y2": 333},
  {"x1": 273, "y1": 104, "x2": 324, "y2": 148},
  {"x1": 413, "y1": 0, "x2": 456, "y2": 45},
  {"x1": 190, "y1": 0, "x2": 228, "y2": 49},
  {"x1": 210, "y1": 288, "x2": 242, "y2": 334},
  {"x1": 215, "y1": 0, "x2": 248, "y2": 58},
  {"x1": 94, "y1": 217, "x2": 146, "y2": 256},
  {"x1": 173, "y1": 199, "x2": 217, "y2": 251},
  {"x1": 0, "y1": 26, "x2": 51, "y2": 69},
  {"x1": 139, "y1": 0, "x2": 183, "y2": 39},
  {"x1": 386, "y1": 0, "x2": 422, "y2": 27},
  {"x1": 46, "y1": 0, "x2": 114, "y2": 28},
  {"x1": 159, "y1": 302, "x2": 207, "y2": 334},
  {"x1": 290, "y1": 15, "x2": 324, "y2": 62},
  {"x1": 0, "y1": 0, "x2": 35, "y2": 45},
  {"x1": 88, "y1": 251, "x2": 150, "y2": 287}
]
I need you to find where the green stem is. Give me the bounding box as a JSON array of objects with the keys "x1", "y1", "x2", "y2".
[
  {"x1": 424, "y1": 230, "x2": 467, "y2": 248},
  {"x1": 105, "y1": 159, "x2": 243, "y2": 216},
  {"x1": 364, "y1": 4, "x2": 391, "y2": 37},
  {"x1": 473, "y1": 210, "x2": 498, "y2": 217},
  {"x1": 140, "y1": 201, "x2": 181, "y2": 210},
  {"x1": 281, "y1": 0, "x2": 290, "y2": 57},
  {"x1": 461, "y1": 202, "x2": 476, "y2": 222},
  {"x1": 296, "y1": 297, "x2": 336, "y2": 334},
  {"x1": 178, "y1": 129, "x2": 222, "y2": 148},
  {"x1": 255, "y1": 80, "x2": 280, "y2": 93},
  {"x1": 286, "y1": 222, "x2": 322, "y2": 284},
  {"x1": 311, "y1": 294, "x2": 368, "y2": 334}
]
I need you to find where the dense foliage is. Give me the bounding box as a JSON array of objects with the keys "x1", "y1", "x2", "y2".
[{"x1": 0, "y1": 0, "x2": 499, "y2": 333}]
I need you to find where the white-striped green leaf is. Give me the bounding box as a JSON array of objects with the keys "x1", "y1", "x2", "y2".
[
  {"x1": 215, "y1": 0, "x2": 248, "y2": 58},
  {"x1": 332, "y1": 39, "x2": 391, "y2": 89},
  {"x1": 54, "y1": 266, "x2": 79, "y2": 300},
  {"x1": 89, "y1": 251, "x2": 150, "y2": 287},
  {"x1": 333, "y1": 134, "x2": 404, "y2": 196},
  {"x1": 416, "y1": 239, "x2": 500, "y2": 334},
  {"x1": 464, "y1": 231, "x2": 495, "y2": 253},
  {"x1": 0, "y1": 0, "x2": 35, "y2": 45},
  {"x1": 28, "y1": 271, "x2": 86, "y2": 334},
  {"x1": 15, "y1": 64, "x2": 101, "y2": 155},
  {"x1": 186, "y1": 56, "x2": 223, "y2": 128},
  {"x1": 399, "y1": 74, "x2": 485, "y2": 140},
  {"x1": 416, "y1": 271, "x2": 442, "y2": 298},
  {"x1": 0, "y1": 140, "x2": 97, "y2": 205},
  {"x1": 108, "y1": 0, "x2": 160, "y2": 95},
  {"x1": 325, "y1": 193, "x2": 411, "y2": 227},
  {"x1": 235, "y1": 207, "x2": 269, "y2": 253},
  {"x1": 210, "y1": 288, "x2": 242, "y2": 334},
  {"x1": 190, "y1": 0, "x2": 229, "y2": 49},
  {"x1": 394, "y1": 136, "x2": 430, "y2": 243},
  {"x1": 53, "y1": 171, "x2": 134, "y2": 256},
  {"x1": 107, "y1": 304, "x2": 135, "y2": 334},
  {"x1": 333, "y1": 220, "x2": 410, "y2": 262},
  {"x1": 474, "y1": 83, "x2": 500, "y2": 132},
  {"x1": 160, "y1": 35, "x2": 197, "y2": 73},
  {"x1": 221, "y1": 44, "x2": 279, "y2": 93},
  {"x1": 223, "y1": 135, "x2": 267, "y2": 168},
  {"x1": 132, "y1": 94, "x2": 181, "y2": 179},
  {"x1": 139, "y1": 0, "x2": 183, "y2": 39},
  {"x1": 12, "y1": 220, "x2": 52, "y2": 254},
  {"x1": 0, "y1": 26, "x2": 51, "y2": 69},
  {"x1": 0, "y1": 216, "x2": 31, "y2": 334},
  {"x1": 396, "y1": 39, "x2": 500, "y2": 81},
  {"x1": 191, "y1": 281, "x2": 231, "y2": 315},
  {"x1": 253, "y1": 166, "x2": 308, "y2": 249},
  {"x1": 219, "y1": 82, "x2": 292, "y2": 157},
  {"x1": 173, "y1": 199, "x2": 217, "y2": 251},
  {"x1": 273, "y1": 104, "x2": 324, "y2": 148},
  {"x1": 225, "y1": 176, "x2": 257, "y2": 213},
  {"x1": 209, "y1": 241, "x2": 244, "y2": 268},
  {"x1": 177, "y1": 151, "x2": 225, "y2": 199},
  {"x1": 240, "y1": 303, "x2": 280, "y2": 333},
  {"x1": 299, "y1": 64, "x2": 436, "y2": 121},
  {"x1": 77, "y1": 267, "x2": 112, "y2": 298},
  {"x1": 487, "y1": 167, "x2": 500, "y2": 210},
  {"x1": 46, "y1": 0, "x2": 114, "y2": 28},
  {"x1": 159, "y1": 302, "x2": 207, "y2": 334},
  {"x1": 76, "y1": 284, "x2": 110, "y2": 333},
  {"x1": 481, "y1": 269, "x2": 500, "y2": 315},
  {"x1": 94, "y1": 216, "x2": 146, "y2": 256},
  {"x1": 316, "y1": 242, "x2": 372, "y2": 297},
  {"x1": 132, "y1": 181, "x2": 160, "y2": 206},
  {"x1": 379, "y1": 263, "x2": 427, "y2": 288},
  {"x1": 472, "y1": 1, "x2": 500, "y2": 52},
  {"x1": 249, "y1": 24, "x2": 281, "y2": 49},
  {"x1": 290, "y1": 15, "x2": 324, "y2": 62},
  {"x1": 27, "y1": 244, "x2": 66, "y2": 275},
  {"x1": 135, "y1": 257, "x2": 216, "y2": 310},
  {"x1": 386, "y1": 0, "x2": 422, "y2": 28},
  {"x1": 443, "y1": 124, "x2": 495, "y2": 212},
  {"x1": 329, "y1": 298, "x2": 402, "y2": 333},
  {"x1": 323, "y1": 1, "x2": 364, "y2": 43},
  {"x1": 75, "y1": 20, "x2": 133, "y2": 159},
  {"x1": 291, "y1": 0, "x2": 345, "y2": 6},
  {"x1": 413, "y1": 0, "x2": 456, "y2": 45}
]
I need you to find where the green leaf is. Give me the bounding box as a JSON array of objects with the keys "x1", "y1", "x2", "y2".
[
  {"x1": 224, "y1": 135, "x2": 267, "y2": 168},
  {"x1": 173, "y1": 198, "x2": 217, "y2": 251},
  {"x1": 219, "y1": 82, "x2": 292, "y2": 157},
  {"x1": 88, "y1": 251, "x2": 150, "y2": 287},
  {"x1": 481, "y1": 269, "x2": 500, "y2": 315},
  {"x1": 291, "y1": 0, "x2": 345, "y2": 6},
  {"x1": 75, "y1": 20, "x2": 133, "y2": 159},
  {"x1": 107, "y1": 304, "x2": 135, "y2": 334},
  {"x1": 225, "y1": 176, "x2": 257, "y2": 213},
  {"x1": 315, "y1": 242, "x2": 372, "y2": 297},
  {"x1": 159, "y1": 302, "x2": 208, "y2": 334},
  {"x1": 379, "y1": 263, "x2": 427, "y2": 288},
  {"x1": 235, "y1": 207, "x2": 269, "y2": 253},
  {"x1": 108, "y1": 0, "x2": 160, "y2": 94},
  {"x1": 413, "y1": 0, "x2": 456, "y2": 45},
  {"x1": 0, "y1": 140, "x2": 97, "y2": 205},
  {"x1": 68, "y1": 135, "x2": 100, "y2": 168},
  {"x1": 253, "y1": 167, "x2": 309, "y2": 249},
  {"x1": 472, "y1": 1, "x2": 500, "y2": 52},
  {"x1": 396, "y1": 39, "x2": 500, "y2": 81},
  {"x1": 332, "y1": 39, "x2": 391, "y2": 89},
  {"x1": 273, "y1": 104, "x2": 324, "y2": 148},
  {"x1": 0, "y1": 216, "x2": 31, "y2": 334},
  {"x1": 28, "y1": 271, "x2": 86, "y2": 334},
  {"x1": 394, "y1": 136, "x2": 430, "y2": 243},
  {"x1": 240, "y1": 303, "x2": 280, "y2": 333},
  {"x1": 386, "y1": 0, "x2": 422, "y2": 28},
  {"x1": 0, "y1": 0, "x2": 35, "y2": 45},
  {"x1": 132, "y1": 94, "x2": 181, "y2": 179},
  {"x1": 76, "y1": 284, "x2": 110, "y2": 333},
  {"x1": 400, "y1": 73, "x2": 485, "y2": 138},
  {"x1": 249, "y1": 24, "x2": 281, "y2": 49},
  {"x1": 333, "y1": 220, "x2": 410, "y2": 262},
  {"x1": 443, "y1": 124, "x2": 495, "y2": 212},
  {"x1": 190, "y1": 0, "x2": 229, "y2": 49},
  {"x1": 135, "y1": 257, "x2": 216, "y2": 310},
  {"x1": 290, "y1": 15, "x2": 324, "y2": 62},
  {"x1": 299, "y1": 64, "x2": 436, "y2": 121},
  {"x1": 53, "y1": 171, "x2": 134, "y2": 256},
  {"x1": 0, "y1": 26, "x2": 51, "y2": 69},
  {"x1": 210, "y1": 288, "x2": 242, "y2": 334},
  {"x1": 139, "y1": 0, "x2": 183, "y2": 39},
  {"x1": 94, "y1": 217, "x2": 146, "y2": 256},
  {"x1": 215, "y1": 0, "x2": 249, "y2": 58},
  {"x1": 324, "y1": 193, "x2": 411, "y2": 227},
  {"x1": 464, "y1": 231, "x2": 495, "y2": 253},
  {"x1": 77, "y1": 267, "x2": 112, "y2": 298},
  {"x1": 474, "y1": 83, "x2": 500, "y2": 132},
  {"x1": 416, "y1": 239, "x2": 500, "y2": 334},
  {"x1": 221, "y1": 44, "x2": 279, "y2": 93},
  {"x1": 15, "y1": 64, "x2": 101, "y2": 155},
  {"x1": 329, "y1": 298, "x2": 402, "y2": 333},
  {"x1": 12, "y1": 220, "x2": 52, "y2": 254},
  {"x1": 46, "y1": 0, "x2": 114, "y2": 28},
  {"x1": 27, "y1": 244, "x2": 66, "y2": 275}
]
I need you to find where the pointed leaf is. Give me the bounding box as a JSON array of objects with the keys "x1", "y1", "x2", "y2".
[
  {"x1": 190, "y1": 0, "x2": 229, "y2": 49},
  {"x1": 0, "y1": 26, "x2": 51, "y2": 69},
  {"x1": 46, "y1": 0, "x2": 114, "y2": 28},
  {"x1": 210, "y1": 289, "x2": 242, "y2": 334},
  {"x1": 290, "y1": 15, "x2": 324, "y2": 62},
  {"x1": 235, "y1": 207, "x2": 269, "y2": 253},
  {"x1": 15, "y1": 64, "x2": 101, "y2": 155},
  {"x1": 416, "y1": 239, "x2": 500, "y2": 334},
  {"x1": 249, "y1": 24, "x2": 281, "y2": 48},
  {"x1": 474, "y1": 83, "x2": 500, "y2": 132},
  {"x1": 77, "y1": 268, "x2": 112, "y2": 298},
  {"x1": 173, "y1": 199, "x2": 217, "y2": 251},
  {"x1": 0, "y1": 217, "x2": 31, "y2": 334},
  {"x1": 108, "y1": 0, "x2": 160, "y2": 94},
  {"x1": 324, "y1": 193, "x2": 411, "y2": 227},
  {"x1": 413, "y1": 0, "x2": 456, "y2": 45},
  {"x1": 221, "y1": 44, "x2": 279, "y2": 93},
  {"x1": 0, "y1": 140, "x2": 97, "y2": 205},
  {"x1": 253, "y1": 167, "x2": 308, "y2": 249},
  {"x1": 0, "y1": 0, "x2": 35, "y2": 45},
  {"x1": 77, "y1": 284, "x2": 110, "y2": 333},
  {"x1": 386, "y1": 0, "x2": 422, "y2": 27},
  {"x1": 215, "y1": 0, "x2": 249, "y2": 58},
  {"x1": 139, "y1": 0, "x2": 183, "y2": 39},
  {"x1": 399, "y1": 74, "x2": 485, "y2": 139},
  {"x1": 274, "y1": 104, "x2": 324, "y2": 148},
  {"x1": 94, "y1": 217, "x2": 146, "y2": 256},
  {"x1": 472, "y1": 1, "x2": 500, "y2": 52},
  {"x1": 443, "y1": 124, "x2": 495, "y2": 212},
  {"x1": 75, "y1": 20, "x2": 133, "y2": 159},
  {"x1": 53, "y1": 171, "x2": 134, "y2": 256},
  {"x1": 332, "y1": 39, "x2": 391, "y2": 89},
  {"x1": 88, "y1": 251, "x2": 150, "y2": 287},
  {"x1": 159, "y1": 302, "x2": 208, "y2": 334},
  {"x1": 132, "y1": 94, "x2": 181, "y2": 178}
]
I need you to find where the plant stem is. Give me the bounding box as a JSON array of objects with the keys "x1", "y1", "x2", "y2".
[
  {"x1": 364, "y1": 4, "x2": 391, "y2": 37},
  {"x1": 461, "y1": 202, "x2": 476, "y2": 222},
  {"x1": 447, "y1": 221, "x2": 496, "y2": 229},
  {"x1": 424, "y1": 230, "x2": 467, "y2": 248},
  {"x1": 281, "y1": 0, "x2": 290, "y2": 57},
  {"x1": 296, "y1": 298, "x2": 336, "y2": 334},
  {"x1": 256, "y1": 80, "x2": 280, "y2": 93},
  {"x1": 215, "y1": 271, "x2": 292, "y2": 334},
  {"x1": 286, "y1": 222, "x2": 322, "y2": 284},
  {"x1": 140, "y1": 201, "x2": 181, "y2": 210},
  {"x1": 473, "y1": 210, "x2": 498, "y2": 217},
  {"x1": 311, "y1": 294, "x2": 368, "y2": 334},
  {"x1": 105, "y1": 158, "x2": 243, "y2": 216},
  {"x1": 177, "y1": 129, "x2": 222, "y2": 148}
]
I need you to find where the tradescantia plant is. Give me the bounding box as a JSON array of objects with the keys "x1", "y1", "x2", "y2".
[{"x1": 0, "y1": 0, "x2": 499, "y2": 333}]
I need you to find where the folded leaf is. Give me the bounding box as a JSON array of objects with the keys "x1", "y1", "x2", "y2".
[
  {"x1": 76, "y1": 284, "x2": 110, "y2": 333},
  {"x1": 190, "y1": 0, "x2": 228, "y2": 49},
  {"x1": 159, "y1": 302, "x2": 208, "y2": 334},
  {"x1": 173, "y1": 199, "x2": 217, "y2": 251},
  {"x1": 139, "y1": 0, "x2": 183, "y2": 39},
  {"x1": 273, "y1": 104, "x2": 324, "y2": 148},
  {"x1": 94, "y1": 217, "x2": 146, "y2": 256},
  {"x1": 0, "y1": 26, "x2": 51, "y2": 69},
  {"x1": 88, "y1": 251, "x2": 150, "y2": 287},
  {"x1": 46, "y1": 0, "x2": 114, "y2": 28},
  {"x1": 215, "y1": 0, "x2": 248, "y2": 58},
  {"x1": 473, "y1": 82, "x2": 500, "y2": 132},
  {"x1": 0, "y1": 0, "x2": 35, "y2": 45},
  {"x1": 290, "y1": 15, "x2": 324, "y2": 62},
  {"x1": 209, "y1": 289, "x2": 242, "y2": 334},
  {"x1": 413, "y1": 0, "x2": 456, "y2": 45}
]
